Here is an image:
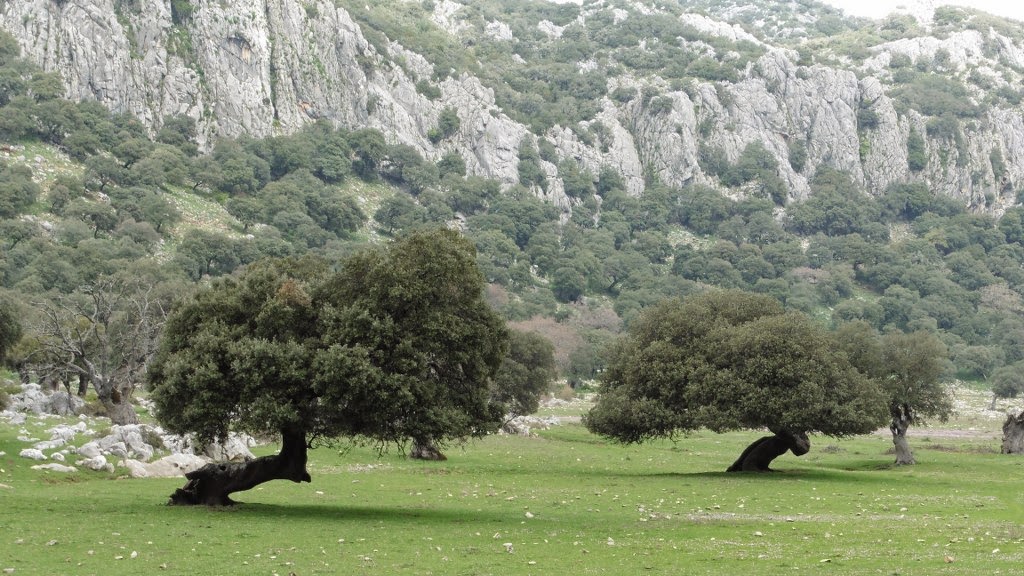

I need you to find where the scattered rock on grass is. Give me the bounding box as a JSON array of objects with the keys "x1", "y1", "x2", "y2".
[
  {"x1": 77, "y1": 455, "x2": 113, "y2": 473},
  {"x1": 19, "y1": 449, "x2": 46, "y2": 461},
  {"x1": 31, "y1": 463, "x2": 77, "y2": 473}
]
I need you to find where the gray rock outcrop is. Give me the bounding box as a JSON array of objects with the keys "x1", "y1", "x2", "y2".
[
  {"x1": 6, "y1": 385, "x2": 85, "y2": 416},
  {"x1": 2, "y1": 1, "x2": 1023, "y2": 212}
]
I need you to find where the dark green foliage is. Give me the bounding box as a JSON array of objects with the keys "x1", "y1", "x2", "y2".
[
  {"x1": 225, "y1": 197, "x2": 260, "y2": 232},
  {"x1": 136, "y1": 191, "x2": 181, "y2": 233},
  {"x1": 786, "y1": 168, "x2": 880, "y2": 237},
  {"x1": 585, "y1": 290, "x2": 887, "y2": 445},
  {"x1": 0, "y1": 293, "x2": 21, "y2": 363},
  {"x1": 998, "y1": 206, "x2": 1024, "y2": 245},
  {"x1": 375, "y1": 193, "x2": 429, "y2": 235},
  {"x1": 492, "y1": 329, "x2": 557, "y2": 417},
  {"x1": 0, "y1": 162, "x2": 39, "y2": 218},
  {"x1": 131, "y1": 144, "x2": 189, "y2": 186},
  {"x1": 907, "y1": 128, "x2": 927, "y2": 171},
  {"x1": 415, "y1": 79, "x2": 442, "y2": 100},
  {"x1": 156, "y1": 114, "x2": 198, "y2": 156},
  {"x1": 787, "y1": 139, "x2": 808, "y2": 172},
  {"x1": 149, "y1": 229, "x2": 509, "y2": 447},
  {"x1": 209, "y1": 138, "x2": 270, "y2": 194},
  {"x1": 837, "y1": 324, "x2": 952, "y2": 426},
  {"x1": 559, "y1": 159, "x2": 594, "y2": 199},
  {"x1": 428, "y1": 107, "x2": 460, "y2": 143},
  {"x1": 170, "y1": 0, "x2": 194, "y2": 25},
  {"x1": 551, "y1": 266, "x2": 586, "y2": 303},
  {"x1": 347, "y1": 128, "x2": 388, "y2": 181},
  {"x1": 856, "y1": 105, "x2": 879, "y2": 130},
  {"x1": 382, "y1": 144, "x2": 432, "y2": 191},
  {"x1": 992, "y1": 363, "x2": 1024, "y2": 400},
  {"x1": 65, "y1": 198, "x2": 118, "y2": 238},
  {"x1": 879, "y1": 182, "x2": 959, "y2": 221},
  {"x1": 517, "y1": 140, "x2": 546, "y2": 189},
  {"x1": 0, "y1": 31, "x2": 20, "y2": 65},
  {"x1": 697, "y1": 143, "x2": 730, "y2": 181},
  {"x1": 990, "y1": 147, "x2": 1007, "y2": 183},
  {"x1": 721, "y1": 141, "x2": 777, "y2": 187},
  {"x1": 437, "y1": 151, "x2": 466, "y2": 179},
  {"x1": 674, "y1": 185, "x2": 732, "y2": 235},
  {"x1": 890, "y1": 74, "x2": 979, "y2": 118},
  {"x1": 448, "y1": 176, "x2": 500, "y2": 215},
  {"x1": 173, "y1": 230, "x2": 243, "y2": 280}
]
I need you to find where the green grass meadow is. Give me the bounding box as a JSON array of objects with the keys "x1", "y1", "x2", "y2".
[{"x1": 2, "y1": 415, "x2": 1023, "y2": 576}]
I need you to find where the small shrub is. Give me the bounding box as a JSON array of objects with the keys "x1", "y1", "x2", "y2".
[
  {"x1": 788, "y1": 140, "x2": 808, "y2": 172},
  {"x1": 415, "y1": 79, "x2": 442, "y2": 100},
  {"x1": 857, "y1": 106, "x2": 879, "y2": 130},
  {"x1": 141, "y1": 427, "x2": 166, "y2": 450},
  {"x1": 991, "y1": 148, "x2": 1007, "y2": 182},
  {"x1": 907, "y1": 129, "x2": 926, "y2": 171},
  {"x1": 610, "y1": 86, "x2": 636, "y2": 103},
  {"x1": 550, "y1": 383, "x2": 576, "y2": 401}
]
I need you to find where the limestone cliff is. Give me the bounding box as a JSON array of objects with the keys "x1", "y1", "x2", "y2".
[{"x1": 2, "y1": 0, "x2": 1023, "y2": 214}]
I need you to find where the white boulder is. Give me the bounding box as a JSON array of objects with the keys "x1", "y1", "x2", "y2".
[
  {"x1": 77, "y1": 455, "x2": 113, "y2": 473},
  {"x1": 77, "y1": 442, "x2": 103, "y2": 459},
  {"x1": 142, "y1": 454, "x2": 209, "y2": 477},
  {"x1": 32, "y1": 463, "x2": 77, "y2": 473},
  {"x1": 121, "y1": 459, "x2": 151, "y2": 478},
  {"x1": 33, "y1": 438, "x2": 66, "y2": 451},
  {"x1": 19, "y1": 448, "x2": 46, "y2": 461}
]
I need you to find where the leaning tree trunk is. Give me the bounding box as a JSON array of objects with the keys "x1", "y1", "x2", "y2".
[
  {"x1": 890, "y1": 404, "x2": 916, "y2": 465},
  {"x1": 169, "y1": 427, "x2": 311, "y2": 506},
  {"x1": 409, "y1": 438, "x2": 447, "y2": 461},
  {"x1": 727, "y1": 430, "x2": 810, "y2": 472},
  {"x1": 1001, "y1": 410, "x2": 1024, "y2": 454}
]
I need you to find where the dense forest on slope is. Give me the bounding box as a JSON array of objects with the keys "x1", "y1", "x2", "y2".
[{"x1": 3, "y1": 0, "x2": 1024, "y2": 408}]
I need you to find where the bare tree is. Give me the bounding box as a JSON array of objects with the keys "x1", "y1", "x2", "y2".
[{"x1": 30, "y1": 274, "x2": 172, "y2": 424}]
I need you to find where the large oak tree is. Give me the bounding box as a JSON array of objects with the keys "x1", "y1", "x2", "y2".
[
  {"x1": 585, "y1": 290, "x2": 887, "y2": 471},
  {"x1": 147, "y1": 229, "x2": 509, "y2": 505}
]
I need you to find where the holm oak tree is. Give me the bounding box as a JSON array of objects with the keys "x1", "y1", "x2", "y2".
[
  {"x1": 584, "y1": 290, "x2": 887, "y2": 471},
  {"x1": 147, "y1": 229, "x2": 509, "y2": 505}
]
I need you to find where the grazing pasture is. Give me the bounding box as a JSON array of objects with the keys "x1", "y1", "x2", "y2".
[{"x1": 1, "y1": 402, "x2": 1022, "y2": 576}]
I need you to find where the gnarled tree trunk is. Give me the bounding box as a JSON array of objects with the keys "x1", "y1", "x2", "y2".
[
  {"x1": 101, "y1": 385, "x2": 139, "y2": 425},
  {"x1": 1001, "y1": 410, "x2": 1024, "y2": 454},
  {"x1": 169, "y1": 428, "x2": 311, "y2": 506},
  {"x1": 890, "y1": 403, "x2": 915, "y2": 465},
  {"x1": 409, "y1": 438, "x2": 447, "y2": 461},
  {"x1": 727, "y1": 430, "x2": 810, "y2": 472}
]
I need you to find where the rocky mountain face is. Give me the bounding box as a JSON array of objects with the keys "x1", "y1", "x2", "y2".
[{"x1": 2, "y1": 0, "x2": 1023, "y2": 214}]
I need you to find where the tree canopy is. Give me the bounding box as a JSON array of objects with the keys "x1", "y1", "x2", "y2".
[
  {"x1": 584, "y1": 290, "x2": 887, "y2": 470},
  {"x1": 147, "y1": 228, "x2": 509, "y2": 504},
  {"x1": 835, "y1": 321, "x2": 951, "y2": 465},
  {"x1": 492, "y1": 329, "x2": 557, "y2": 419},
  {"x1": 0, "y1": 292, "x2": 21, "y2": 363}
]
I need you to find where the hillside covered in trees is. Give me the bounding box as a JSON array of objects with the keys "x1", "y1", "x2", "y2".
[{"x1": 3, "y1": 0, "x2": 1024, "y2": 412}]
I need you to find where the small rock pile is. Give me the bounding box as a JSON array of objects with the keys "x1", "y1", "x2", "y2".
[
  {"x1": 3, "y1": 383, "x2": 258, "y2": 478},
  {"x1": 500, "y1": 414, "x2": 562, "y2": 436},
  {"x1": 6, "y1": 384, "x2": 85, "y2": 418}
]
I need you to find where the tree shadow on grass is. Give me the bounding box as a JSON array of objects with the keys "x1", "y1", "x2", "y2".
[
  {"x1": 228, "y1": 502, "x2": 512, "y2": 524},
  {"x1": 643, "y1": 466, "x2": 889, "y2": 483}
]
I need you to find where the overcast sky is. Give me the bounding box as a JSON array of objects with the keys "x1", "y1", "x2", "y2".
[{"x1": 819, "y1": 0, "x2": 1024, "y2": 22}]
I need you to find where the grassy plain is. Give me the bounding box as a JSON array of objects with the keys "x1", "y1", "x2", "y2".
[{"x1": 2, "y1": 399, "x2": 1023, "y2": 576}]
